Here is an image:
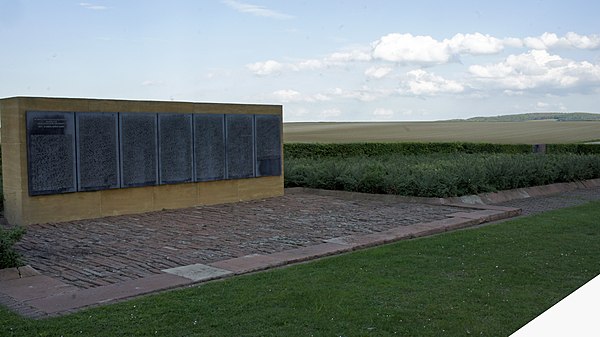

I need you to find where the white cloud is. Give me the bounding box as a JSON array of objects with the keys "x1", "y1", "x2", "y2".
[
  {"x1": 320, "y1": 108, "x2": 342, "y2": 119},
  {"x1": 372, "y1": 108, "x2": 394, "y2": 119},
  {"x1": 365, "y1": 66, "x2": 393, "y2": 79},
  {"x1": 141, "y1": 80, "x2": 166, "y2": 86},
  {"x1": 328, "y1": 87, "x2": 390, "y2": 102},
  {"x1": 247, "y1": 60, "x2": 284, "y2": 76},
  {"x1": 445, "y1": 33, "x2": 505, "y2": 55},
  {"x1": 372, "y1": 33, "x2": 451, "y2": 64},
  {"x1": 371, "y1": 32, "x2": 512, "y2": 65},
  {"x1": 291, "y1": 59, "x2": 325, "y2": 71},
  {"x1": 271, "y1": 89, "x2": 330, "y2": 103},
  {"x1": 221, "y1": 0, "x2": 293, "y2": 19},
  {"x1": 271, "y1": 89, "x2": 302, "y2": 102},
  {"x1": 469, "y1": 50, "x2": 600, "y2": 91},
  {"x1": 524, "y1": 32, "x2": 600, "y2": 50},
  {"x1": 326, "y1": 50, "x2": 372, "y2": 62},
  {"x1": 535, "y1": 101, "x2": 567, "y2": 111},
  {"x1": 79, "y1": 2, "x2": 108, "y2": 10},
  {"x1": 404, "y1": 69, "x2": 465, "y2": 95}
]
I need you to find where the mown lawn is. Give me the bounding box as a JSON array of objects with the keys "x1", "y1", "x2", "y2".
[{"x1": 1, "y1": 201, "x2": 599, "y2": 336}]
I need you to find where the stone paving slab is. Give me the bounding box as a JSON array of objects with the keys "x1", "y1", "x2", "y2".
[
  {"x1": 209, "y1": 254, "x2": 287, "y2": 274},
  {"x1": 162, "y1": 264, "x2": 232, "y2": 282}
]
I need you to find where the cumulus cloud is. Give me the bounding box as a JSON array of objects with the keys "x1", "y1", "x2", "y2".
[
  {"x1": 371, "y1": 32, "x2": 512, "y2": 65},
  {"x1": 328, "y1": 87, "x2": 391, "y2": 102},
  {"x1": 469, "y1": 50, "x2": 600, "y2": 91},
  {"x1": 271, "y1": 89, "x2": 330, "y2": 103},
  {"x1": 141, "y1": 80, "x2": 166, "y2": 86},
  {"x1": 326, "y1": 50, "x2": 372, "y2": 62},
  {"x1": 320, "y1": 108, "x2": 342, "y2": 119},
  {"x1": 524, "y1": 32, "x2": 600, "y2": 50},
  {"x1": 364, "y1": 66, "x2": 393, "y2": 79},
  {"x1": 247, "y1": 60, "x2": 284, "y2": 76},
  {"x1": 221, "y1": 0, "x2": 293, "y2": 19},
  {"x1": 79, "y1": 2, "x2": 108, "y2": 10},
  {"x1": 372, "y1": 33, "x2": 451, "y2": 64},
  {"x1": 445, "y1": 33, "x2": 505, "y2": 54},
  {"x1": 372, "y1": 108, "x2": 394, "y2": 119},
  {"x1": 404, "y1": 69, "x2": 465, "y2": 95}
]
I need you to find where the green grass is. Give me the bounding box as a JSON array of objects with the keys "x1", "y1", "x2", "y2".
[
  {"x1": 2, "y1": 201, "x2": 600, "y2": 336},
  {"x1": 284, "y1": 120, "x2": 600, "y2": 144}
]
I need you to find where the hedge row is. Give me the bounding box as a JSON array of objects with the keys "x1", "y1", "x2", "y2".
[
  {"x1": 284, "y1": 142, "x2": 600, "y2": 159},
  {"x1": 284, "y1": 153, "x2": 600, "y2": 198},
  {"x1": 547, "y1": 144, "x2": 600, "y2": 154}
]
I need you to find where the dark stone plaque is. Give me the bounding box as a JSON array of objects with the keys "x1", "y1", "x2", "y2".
[
  {"x1": 158, "y1": 114, "x2": 193, "y2": 184},
  {"x1": 119, "y1": 113, "x2": 158, "y2": 187},
  {"x1": 194, "y1": 114, "x2": 226, "y2": 181},
  {"x1": 226, "y1": 114, "x2": 255, "y2": 179},
  {"x1": 255, "y1": 114, "x2": 282, "y2": 177},
  {"x1": 76, "y1": 112, "x2": 119, "y2": 191},
  {"x1": 26, "y1": 111, "x2": 77, "y2": 195}
]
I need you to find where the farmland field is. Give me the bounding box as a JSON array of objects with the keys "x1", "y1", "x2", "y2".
[{"x1": 283, "y1": 120, "x2": 600, "y2": 144}]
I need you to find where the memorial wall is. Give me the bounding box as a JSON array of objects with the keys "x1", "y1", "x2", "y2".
[{"x1": 0, "y1": 97, "x2": 284, "y2": 226}]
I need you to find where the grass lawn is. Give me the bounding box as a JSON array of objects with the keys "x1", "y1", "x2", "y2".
[{"x1": 1, "y1": 201, "x2": 600, "y2": 336}]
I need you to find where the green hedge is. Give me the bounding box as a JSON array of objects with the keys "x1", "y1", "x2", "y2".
[
  {"x1": 284, "y1": 142, "x2": 532, "y2": 159},
  {"x1": 284, "y1": 153, "x2": 600, "y2": 198},
  {"x1": 547, "y1": 144, "x2": 600, "y2": 154},
  {"x1": 284, "y1": 142, "x2": 600, "y2": 159}
]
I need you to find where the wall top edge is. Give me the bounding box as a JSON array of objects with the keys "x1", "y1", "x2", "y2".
[{"x1": 0, "y1": 96, "x2": 283, "y2": 110}]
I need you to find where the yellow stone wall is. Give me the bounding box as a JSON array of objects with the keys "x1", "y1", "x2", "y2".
[{"x1": 0, "y1": 97, "x2": 283, "y2": 226}]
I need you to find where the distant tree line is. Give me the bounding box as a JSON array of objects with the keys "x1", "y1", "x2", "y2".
[{"x1": 465, "y1": 112, "x2": 600, "y2": 122}]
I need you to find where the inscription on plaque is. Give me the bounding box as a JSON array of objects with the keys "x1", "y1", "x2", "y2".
[
  {"x1": 158, "y1": 114, "x2": 193, "y2": 184},
  {"x1": 194, "y1": 114, "x2": 226, "y2": 181},
  {"x1": 255, "y1": 114, "x2": 282, "y2": 177},
  {"x1": 120, "y1": 113, "x2": 158, "y2": 187},
  {"x1": 76, "y1": 113, "x2": 120, "y2": 191},
  {"x1": 226, "y1": 114, "x2": 255, "y2": 179},
  {"x1": 26, "y1": 111, "x2": 77, "y2": 195}
]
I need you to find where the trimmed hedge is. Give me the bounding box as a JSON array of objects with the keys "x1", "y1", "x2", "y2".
[
  {"x1": 284, "y1": 142, "x2": 600, "y2": 159},
  {"x1": 547, "y1": 144, "x2": 600, "y2": 154},
  {"x1": 284, "y1": 142, "x2": 531, "y2": 159},
  {"x1": 284, "y1": 153, "x2": 600, "y2": 198}
]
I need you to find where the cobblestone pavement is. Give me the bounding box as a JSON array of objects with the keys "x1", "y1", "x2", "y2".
[
  {"x1": 14, "y1": 192, "x2": 464, "y2": 289},
  {"x1": 495, "y1": 187, "x2": 600, "y2": 216}
]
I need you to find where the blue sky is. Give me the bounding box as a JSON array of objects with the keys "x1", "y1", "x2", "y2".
[{"x1": 1, "y1": 1, "x2": 599, "y2": 121}]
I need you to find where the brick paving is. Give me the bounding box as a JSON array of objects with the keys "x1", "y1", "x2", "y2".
[
  {"x1": 2, "y1": 185, "x2": 599, "y2": 318},
  {"x1": 13, "y1": 192, "x2": 464, "y2": 289}
]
